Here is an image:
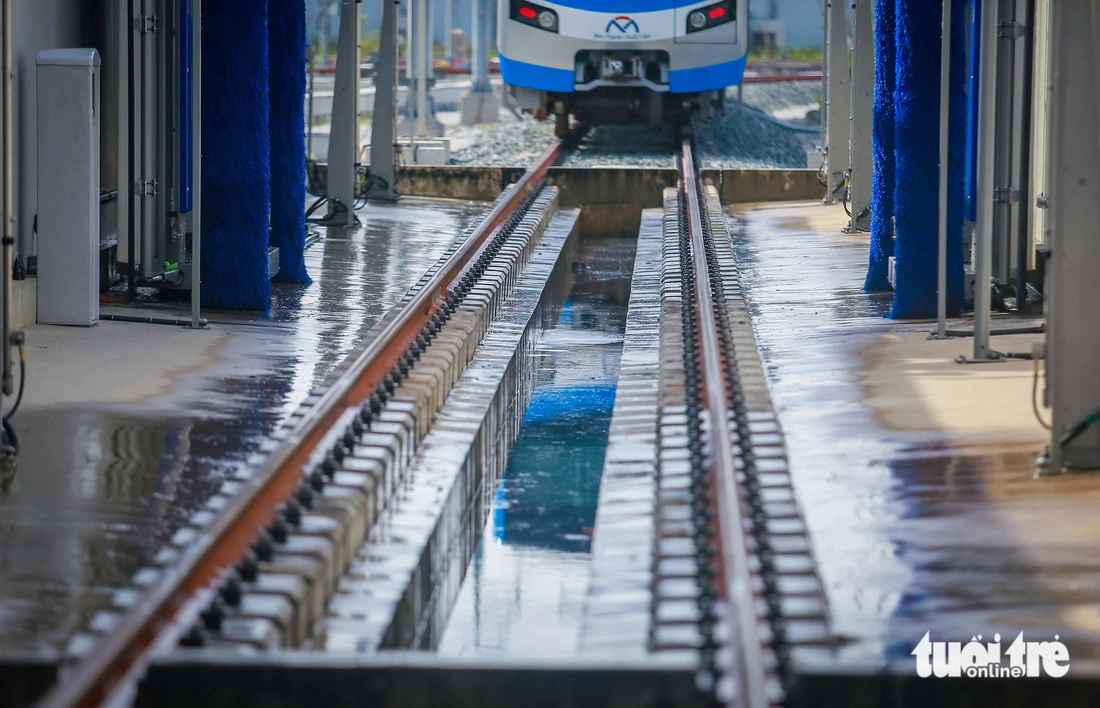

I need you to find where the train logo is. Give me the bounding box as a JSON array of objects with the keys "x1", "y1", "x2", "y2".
[
  {"x1": 595, "y1": 15, "x2": 651, "y2": 40},
  {"x1": 606, "y1": 16, "x2": 639, "y2": 33}
]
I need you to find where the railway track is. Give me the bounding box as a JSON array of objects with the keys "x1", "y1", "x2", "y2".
[
  {"x1": 675, "y1": 139, "x2": 780, "y2": 706},
  {"x1": 33, "y1": 132, "x2": 826, "y2": 708},
  {"x1": 39, "y1": 141, "x2": 565, "y2": 708},
  {"x1": 667, "y1": 138, "x2": 829, "y2": 706}
]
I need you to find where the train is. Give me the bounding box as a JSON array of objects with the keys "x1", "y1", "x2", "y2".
[{"x1": 497, "y1": 0, "x2": 749, "y2": 132}]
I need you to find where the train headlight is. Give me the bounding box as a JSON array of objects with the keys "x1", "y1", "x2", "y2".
[
  {"x1": 511, "y1": 1, "x2": 559, "y2": 33},
  {"x1": 686, "y1": 1, "x2": 733, "y2": 33}
]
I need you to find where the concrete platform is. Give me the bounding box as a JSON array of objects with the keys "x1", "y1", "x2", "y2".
[
  {"x1": 0, "y1": 198, "x2": 483, "y2": 660},
  {"x1": 727, "y1": 201, "x2": 1100, "y2": 671}
]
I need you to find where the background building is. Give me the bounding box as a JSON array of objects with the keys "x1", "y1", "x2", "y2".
[{"x1": 749, "y1": 0, "x2": 826, "y2": 56}]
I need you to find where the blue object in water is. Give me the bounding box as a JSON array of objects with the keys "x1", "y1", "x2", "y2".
[
  {"x1": 269, "y1": 0, "x2": 311, "y2": 284},
  {"x1": 520, "y1": 384, "x2": 618, "y2": 426},
  {"x1": 890, "y1": 0, "x2": 966, "y2": 319},
  {"x1": 864, "y1": 0, "x2": 896, "y2": 293},
  {"x1": 200, "y1": 0, "x2": 272, "y2": 311}
]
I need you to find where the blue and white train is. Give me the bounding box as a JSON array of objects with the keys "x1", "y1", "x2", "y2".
[{"x1": 497, "y1": 0, "x2": 748, "y2": 130}]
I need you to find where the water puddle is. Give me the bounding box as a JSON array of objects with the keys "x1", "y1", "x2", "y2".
[
  {"x1": 0, "y1": 199, "x2": 484, "y2": 658},
  {"x1": 437, "y1": 236, "x2": 636, "y2": 658}
]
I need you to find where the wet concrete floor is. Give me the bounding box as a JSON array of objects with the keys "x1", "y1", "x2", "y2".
[
  {"x1": 437, "y1": 236, "x2": 636, "y2": 658},
  {"x1": 0, "y1": 199, "x2": 484, "y2": 657},
  {"x1": 727, "y1": 201, "x2": 1100, "y2": 670}
]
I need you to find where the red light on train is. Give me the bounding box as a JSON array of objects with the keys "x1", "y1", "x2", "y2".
[
  {"x1": 519, "y1": 6, "x2": 537, "y2": 18},
  {"x1": 708, "y1": 6, "x2": 726, "y2": 19}
]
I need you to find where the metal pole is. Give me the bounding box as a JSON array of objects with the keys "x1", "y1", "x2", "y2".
[
  {"x1": 319, "y1": 0, "x2": 331, "y2": 68},
  {"x1": 1044, "y1": 0, "x2": 1100, "y2": 471},
  {"x1": 974, "y1": 0, "x2": 999, "y2": 360},
  {"x1": 444, "y1": 0, "x2": 453, "y2": 59},
  {"x1": 307, "y1": 51, "x2": 314, "y2": 159},
  {"x1": 118, "y1": 0, "x2": 132, "y2": 302},
  {"x1": 190, "y1": 0, "x2": 203, "y2": 328},
  {"x1": 824, "y1": 0, "x2": 851, "y2": 202},
  {"x1": 328, "y1": 0, "x2": 360, "y2": 224},
  {"x1": 848, "y1": 0, "x2": 873, "y2": 231},
  {"x1": 1015, "y1": 0, "x2": 1036, "y2": 312},
  {"x1": 991, "y1": 0, "x2": 1016, "y2": 286},
  {"x1": 937, "y1": 0, "x2": 952, "y2": 338},
  {"x1": 368, "y1": 0, "x2": 399, "y2": 200},
  {"x1": 406, "y1": 0, "x2": 413, "y2": 76},
  {"x1": 416, "y1": 0, "x2": 427, "y2": 137},
  {"x1": 471, "y1": 0, "x2": 490, "y2": 94},
  {"x1": 2, "y1": 0, "x2": 15, "y2": 394}
]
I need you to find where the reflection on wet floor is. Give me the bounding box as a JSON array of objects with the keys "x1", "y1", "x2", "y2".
[
  {"x1": 728, "y1": 202, "x2": 1100, "y2": 667},
  {"x1": 0, "y1": 199, "x2": 484, "y2": 657},
  {"x1": 437, "y1": 236, "x2": 636, "y2": 658}
]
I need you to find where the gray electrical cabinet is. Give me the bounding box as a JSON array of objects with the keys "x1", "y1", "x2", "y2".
[{"x1": 36, "y1": 49, "x2": 101, "y2": 326}]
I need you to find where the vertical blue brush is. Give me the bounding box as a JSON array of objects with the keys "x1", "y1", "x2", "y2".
[
  {"x1": 890, "y1": 0, "x2": 966, "y2": 318},
  {"x1": 269, "y1": 0, "x2": 311, "y2": 284},
  {"x1": 201, "y1": 0, "x2": 272, "y2": 311}
]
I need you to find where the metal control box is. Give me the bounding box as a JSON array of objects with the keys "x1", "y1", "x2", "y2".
[{"x1": 36, "y1": 48, "x2": 101, "y2": 326}]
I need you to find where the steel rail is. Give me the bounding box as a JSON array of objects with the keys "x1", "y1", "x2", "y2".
[
  {"x1": 680, "y1": 140, "x2": 770, "y2": 708},
  {"x1": 39, "y1": 138, "x2": 564, "y2": 708}
]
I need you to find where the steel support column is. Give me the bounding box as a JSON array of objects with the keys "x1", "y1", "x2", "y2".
[
  {"x1": 824, "y1": 0, "x2": 850, "y2": 202},
  {"x1": 416, "y1": 0, "x2": 427, "y2": 137},
  {"x1": 1044, "y1": 2, "x2": 1100, "y2": 471},
  {"x1": 936, "y1": 0, "x2": 953, "y2": 338},
  {"x1": 327, "y1": 0, "x2": 359, "y2": 225},
  {"x1": 973, "y1": 0, "x2": 999, "y2": 360},
  {"x1": 472, "y1": 0, "x2": 491, "y2": 94},
  {"x1": 189, "y1": 0, "x2": 203, "y2": 327},
  {"x1": 1, "y1": 0, "x2": 13, "y2": 395},
  {"x1": 368, "y1": 0, "x2": 399, "y2": 200},
  {"x1": 848, "y1": 0, "x2": 873, "y2": 231}
]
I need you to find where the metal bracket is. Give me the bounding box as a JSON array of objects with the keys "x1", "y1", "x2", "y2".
[
  {"x1": 134, "y1": 14, "x2": 158, "y2": 33},
  {"x1": 999, "y1": 21, "x2": 1025, "y2": 39},
  {"x1": 994, "y1": 186, "x2": 1020, "y2": 204},
  {"x1": 135, "y1": 179, "x2": 158, "y2": 198}
]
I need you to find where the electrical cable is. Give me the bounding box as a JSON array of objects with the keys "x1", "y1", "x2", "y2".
[
  {"x1": 305, "y1": 196, "x2": 330, "y2": 220},
  {"x1": 839, "y1": 171, "x2": 871, "y2": 232},
  {"x1": 1032, "y1": 356, "x2": 1051, "y2": 430},
  {"x1": 2, "y1": 341, "x2": 26, "y2": 455},
  {"x1": 1061, "y1": 410, "x2": 1100, "y2": 449}
]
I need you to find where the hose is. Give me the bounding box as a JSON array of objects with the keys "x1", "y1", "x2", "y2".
[
  {"x1": 1032, "y1": 357, "x2": 1051, "y2": 431},
  {"x1": 2, "y1": 340, "x2": 25, "y2": 455}
]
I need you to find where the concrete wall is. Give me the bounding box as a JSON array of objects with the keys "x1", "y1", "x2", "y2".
[
  {"x1": 392, "y1": 166, "x2": 825, "y2": 235},
  {"x1": 9, "y1": 0, "x2": 99, "y2": 260}
]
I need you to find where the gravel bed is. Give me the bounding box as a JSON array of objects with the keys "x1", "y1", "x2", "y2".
[
  {"x1": 449, "y1": 112, "x2": 556, "y2": 166},
  {"x1": 730, "y1": 81, "x2": 822, "y2": 118},
  {"x1": 447, "y1": 81, "x2": 822, "y2": 169},
  {"x1": 560, "y1": 123, "x2": 679, "y2": 167},
  {"x1": 694, "y1": 103, "x2": 816, "y2": 169}
]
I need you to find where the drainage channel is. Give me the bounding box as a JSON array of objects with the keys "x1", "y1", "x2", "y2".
[{"x1": 437, "y1": 234, "x2": 638, "y2": 658}]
